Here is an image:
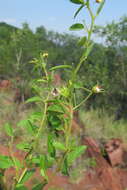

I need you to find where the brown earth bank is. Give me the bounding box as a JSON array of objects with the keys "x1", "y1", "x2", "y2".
[{"x1": 0, "y1": 137, "x2": 127, "y2": 190}]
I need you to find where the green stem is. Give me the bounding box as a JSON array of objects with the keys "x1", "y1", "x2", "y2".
[
  {"x1": 73, "y1": 92, "x2": 93, "y2": 110},
  {"x1": 17, "y1": 168, "x2": 27, "y2": 184},
  {"x1": 65, "y1": 105, "x2": 73, "y2": 148},
  {"x1": 33, "y1": 93, "x2": 50, "y2": 150},
  {"x1": 74, "y1": 4, "x2": 95, "y2": 75}
]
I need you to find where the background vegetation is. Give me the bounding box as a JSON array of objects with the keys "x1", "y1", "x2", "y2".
[{"x1": 0, "y1": 16, "x2": 127, "y2": 118}]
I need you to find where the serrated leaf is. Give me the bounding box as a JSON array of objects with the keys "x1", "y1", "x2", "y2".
[
  {"x1": 0, "y1": 155, "x2": 14, "y2": 169},
  {"x1": 70, "y1": 0, "x2": 84, "y2": 5},
  {"x1": 32, "y1": 182, "x2": 47, "y2": 190},
  {"x1": 47, "y1": 104, "x2": 65, "y2": 114},
  {"x1": 18, "y1": 119, "x2": 28, "y2": 127},
  {"x1": 18, "y1": 120, "x2": 37, "y2": 135},
  {"x1": 74, "y1": 4, "x2": 84, "y2": 18},
  {"x1": 36, "y1": 79, "x2": 47, "y2": 83},
  {"x1": 61, "y1": 158, "x2": 69, "y2": 176},
  {"x1": 69, "y1": 23, "x2": 84, "y2": 31},
  {"x1": 20, "y1": 169, "x2": 35, "y2": 184},
  {"x1": 4, "y1": 123, "x2": 14, "y2": 137},
  {"x1": 13, "y1": 157, "x2": 22, "y2": 170},
  {"x1": 25, "y1": 96, "x2": 42, "y2": 103},
  {"x1": 53, "y1": 141, "x2": 66, "y2": 151},
  {"x1": 67, "y1": 145, "x2": 87, "y2": 165},
  {"x1": 16, "y1": 142, "x2": 32, "y2": 152},
  {"x1": 29, "y1": 112, "x2": 42, "y2": 122},
  {"x1": 40, "y1": 168, "x2": 48, "y2": 181},
  {"x1": 47, "y1": 135, "x2": 56, "y2": 157},
  {"x1": 50, "y1": 65, "x2": 72, "y2": 71},
  {"x1": 78, "y1": 36, "x2": 87, "y2": 46},
  {"x1": 15, "y1": 184, "x2": 28, "y2": 190}
]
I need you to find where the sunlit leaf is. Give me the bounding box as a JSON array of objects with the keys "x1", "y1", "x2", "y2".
[
  {"x1": 61, "y1": 158, "x2": 69, "y2": 176},
  {"x1": 32, "y1": 182, "x2": 47, "y2": 190},
  {"x1": 4, "y1": 123, "x2": 14, "y2": 137},
  {"x1": 69, "y1": 23, "x2": 84, "y2": 31},
  {"x1": 50, "y1": 65, "x2": 72, "y2": 71},
  {"x1": 13, "y1": 157, "x2": 22, "y2": 170},
  {"x1": 53, "y1": 141, "x2": 66, "y2": 151},
  {"x1": 15, "y1": 184, "x2": 28, "y2": 190},
  {"x1": 47, "y1": 104, "x2": 65, "y2": 114},
  {"x1": 78, "y1": 36, "x2": 87, "y2": 46},
  {"x1": 16, "y1": 142, "x2": 32, "y2": 152},
  {"x1": 25, "y1": 96, "x2": 42, "y2": 103},
  {"x1": 96, "y1": 0, "x2": 105, "y2": 16},
  {"x1": 67, "y1": 145, "x2": 87, "y2": 165},
  {"x1": 20, "y1": 169, "x2": 35, "y2": 184},
  {"x1": 70, "y1": 0, "x2": 84, "y2": 5},
  {"x1": 0, "y1": 155, "x2": 14, "y2": 169},
  {"x1": 47, "y1": 135, "x2": 56, "y2": 157},
  {"x1": 74, "y1": 4, "x2": 84, "y2": 18}
]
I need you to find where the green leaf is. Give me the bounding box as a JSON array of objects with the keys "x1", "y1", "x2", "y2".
[
  {"x1": 15, "y1": 184, "x2": 28, "y2": 190},
  {"x1": 32, "y1": 182, "x2": 47, "y2": 190},
  {"x1": 36, "y1": 79, "x2": 47, "y2": 83},
  {"x1": 47, "y1": 114, "x2": 63, "y2": 132},
  {"x1": 40, "y1": 168, "x2": 48, "y2": 181},
  {"x1": 46, "y1": 155, "x2": 55, "y2": 168},
  {"x1": 60, "y1": 87, "x2": 70, "y2": 98},
  {"x1": 39, "y1": 155, "x2": 49, "y2": 181},
  {"x1": 73, "y1": 82, "x2": 83, "y2": 89},
  {"x1": 20, "y1": 169, "x2": 35, "y2": 184},
  {"x1": 50, "y1": 65, "x2": 72, "y2": 71},
  {"x1": 96, "y1": 0, "x2": 105, "y2": 16},
  {"x1": 78, "y1": 36, "x2": 87, "y2": 46},
  {"x1": 47, "y1": 135, "x2": 56, "y2": 157},
  {"x1": 69, "y1": 23, "x2": 84, "y2": 31},
  {"x1": 13, "y1": 157, "x2": 22, "y2": 170},
  {"x1": 53, "y1": 141, "x2": 66, "y2": 151},
  {"x1": 70, "y1": 0, "x2": 84, "y2": 5},
  {"x1": 29, "y1": 112, "x2": 42, "y2": 122},
  {"x1": 0, "y1": 155, "x2": 14, "y2": 169},
  {"x1": 18, "y1": 119, "x2": 28, "y2": 127},
  {"x1": 16, "y1": 142, "x2": 32, "y2": 152},
  {"x1": 80, "y1": 42, "x2": 94, "y2": 62},
  {"x1": 26, "y1": 96, "x2": 42, "y2": 103},
  {"x1": 4, "y1": 123, "x2": 14, "y2": 137},
  {"x1": 74, "y1": 4, "x2": 84, "y2": 18},
  {"x1": 18, "y1": 120, "x2": 37, "y2": 135},
  {"x1": 67, "y1": 145, "x2": 87, "y2": 165},
  {"x1": 47, "y1": 104, "x2": 65, "y2": 114},
  {"x1": 61, "y1": 158, "x2": 69, "y2": 176}
]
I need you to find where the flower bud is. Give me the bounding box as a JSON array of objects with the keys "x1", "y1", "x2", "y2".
[
  {"x1": 51, "y1": 88, "x2": 59, "y2": 97},
  {"x1": 92, "y1": 85, "x2": 103, "y2": 93},
  {"x1": 96, "y1": 0, "x2": 102, "y2": 3},
  {"x1": 42, "y1": 52, "x2": 48, "y2": 58}
]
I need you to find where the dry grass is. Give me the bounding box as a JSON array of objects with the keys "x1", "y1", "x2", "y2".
[{"x1": 80, "y1": 109, "x2": 127, "y2": 142}]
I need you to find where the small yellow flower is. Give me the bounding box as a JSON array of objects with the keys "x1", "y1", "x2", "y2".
[
  {"x1": 42, "y1": 52, "x2": 48, "y2": 58},
  {"x1": 96, "y1": 0, "x2": 102, "y2": 3}
]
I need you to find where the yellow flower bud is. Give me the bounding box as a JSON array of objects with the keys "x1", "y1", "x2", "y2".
[
  {"x1": 42, "y1": 52, "x2": 48, "y2": 58},
  {"x1": 96, "y1": 0, "x2": 102, "y2": 3}
]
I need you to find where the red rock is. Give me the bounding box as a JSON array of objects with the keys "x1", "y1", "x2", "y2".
[{"x1": 105, "y1": 138, "x2": 124, "y2": 167}]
